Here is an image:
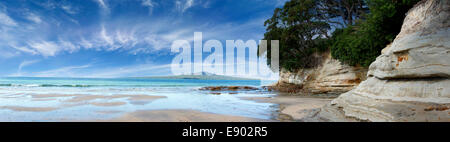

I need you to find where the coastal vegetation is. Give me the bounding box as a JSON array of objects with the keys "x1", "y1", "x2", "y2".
[{"x1": 261, "y1": 0, "x2": 420, "y2": 71}]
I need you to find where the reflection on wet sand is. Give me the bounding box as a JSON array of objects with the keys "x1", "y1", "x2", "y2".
[
  {"x1": 0, "y1": 86, "x2": 334, "y2": 122},
  {"x1": 108, "y1": 110, "x2": 273, "y2": 122},
  {"x1": 240, "y1": 96, "x2": 334, "y2": 122},
  {"x1": 0, "y1": 106, "x2": 59, "y2": 112}
]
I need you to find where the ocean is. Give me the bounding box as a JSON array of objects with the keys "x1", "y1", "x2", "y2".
[{"x1": 0, "y1": 77, "x2": 279, "y2": 121}]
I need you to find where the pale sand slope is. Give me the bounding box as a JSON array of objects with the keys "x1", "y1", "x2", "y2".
[
  {"x1": 241, "y1": 96, "x2": 333, "y2": 121},
  {"x1": 107, "y1": 110, "x2": 273, "y2": 122}
]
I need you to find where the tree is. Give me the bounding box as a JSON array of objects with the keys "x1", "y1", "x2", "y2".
[
  {"x1": 318, "y1": 0, "x2": 369, "y2": 28},
  {"x1": 261, "y1": 0, "x2": 331, "y2": 71}
]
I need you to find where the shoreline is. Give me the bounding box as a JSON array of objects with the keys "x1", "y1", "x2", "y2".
[{"x1": 0, "y1": 84, "x2": 336, "y2": 122}]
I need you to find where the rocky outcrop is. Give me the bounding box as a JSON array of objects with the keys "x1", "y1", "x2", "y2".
[
  {"x1": 310, "y1": 0, "x2": 450, "y2": 122},
  {"x1": 275, "y1": 52, "x2": 367, "y2": 94},
  {"x1": 199, "y1": 86, "x2": 258, "y2": 91}
]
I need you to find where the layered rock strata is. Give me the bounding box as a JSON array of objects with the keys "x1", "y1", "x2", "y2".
[{"x1": 276, "y1": 52, "x2": 367, "y2": 94}]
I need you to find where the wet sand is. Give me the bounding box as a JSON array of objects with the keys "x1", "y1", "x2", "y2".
[
  {"x1": 240, "y1": 95, "x2": 334, "y2": 121},
  {"x1": 0, "y1": 106, "x2": 59, "y2": 112},
  {"x1": 107, "y1": 109, "x2": 272, "y2": 122},
  {"x1": 90, "y1": 102, "x2": 128, "y2": 107},
  {"x1": 1, "y1": 91, "x2": 333, "y2": 121},
  {"x1": 62, "y1": 94, "x2": 166, "y2": 102},
  {"x1": 102, "y1": 95, "x2": 334, "y2": 122}
]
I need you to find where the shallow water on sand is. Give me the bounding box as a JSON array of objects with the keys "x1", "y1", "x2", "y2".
[{"x1": 0, "y1": 77, "x2": 279, "y2": 121}]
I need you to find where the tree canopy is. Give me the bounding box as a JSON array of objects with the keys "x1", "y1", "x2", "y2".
[
  {"x1": 262, "y1": 0, "x2": 331, "y2": 71},
  {"x1": 261, "y1": 0, "x2": 420, "y2": 71}
]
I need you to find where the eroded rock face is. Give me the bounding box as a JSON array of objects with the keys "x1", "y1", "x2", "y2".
[
  {"x1": 368, "y1": 0, "x2": 450, "y2": 79},
  {"x1": 312, "y1": 0, "x2": 450, "y2": 122},
  {"x1": 277, "y1": 52, "x2": 367, "y2": 94}
]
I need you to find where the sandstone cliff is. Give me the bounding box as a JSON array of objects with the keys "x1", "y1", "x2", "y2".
[
  {"x1": 275, "y1": 51, "x2": 367, "y2": 95},
  {"x1": 308, "y1": 0, "x2": 450, "y2": 122}
]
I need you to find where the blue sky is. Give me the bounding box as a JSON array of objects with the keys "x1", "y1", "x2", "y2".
[{"x1": 0, "y1": 0, "x2": 287, "y2": 78}]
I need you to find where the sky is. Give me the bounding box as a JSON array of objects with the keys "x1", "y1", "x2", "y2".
[{"x1": 0, "y1": 0, "x2": 288, "y2": 78}]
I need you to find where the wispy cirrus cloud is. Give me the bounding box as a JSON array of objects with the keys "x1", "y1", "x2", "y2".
[
  {"x1": 0, "y1": 0, "x2": 282, "y2": 78},
  {"x1": 27, "y1": 41, "x2": 61, "y2": 57},
  {"x1": 84, "y1": 63, "x2": 172, "y2": 78},
  {"x1": 9, "y1": 60, "x2": 41, "y2": 76},
  {"x1": 25, "y1": 13, "x2": 42, "y2": 24},
  {"x1": 17, "y1": 60, "x2": 40, "y2": 74},
  {"x1": 31, "y1": 64, "x2": 92, "y2": 77},
  {"x1": 176, "y1": 0, "x2": 194, "y2": 13},
  {"x1": 96, "y1": 0, "x2": 108, "y2": 9},
  {"x1": 61, "y1": 5, "x2": 78, "y2": 14},
  {"x1": 0, "y1": 12, "x2": 17, "y2": 26},
  {"x1": 141, "y1": 0, "x2": 156, "y2": 15}
]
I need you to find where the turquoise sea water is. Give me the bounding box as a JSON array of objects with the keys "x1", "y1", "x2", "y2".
[{"x1": 0, "y1": 77, "x2": 279, "y2": 121}]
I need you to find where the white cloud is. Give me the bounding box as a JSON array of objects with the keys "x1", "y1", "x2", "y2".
[
  {"x1": 32, "y1": 64, "x2": 92, "y2": 77},
  {"x1": 59, "y1": 39, "x2": 80, "y2": 53},
  {"x1": 23, "y1": 63, "x2": 171, "y2": 78},
  {"x1": 0, "y1": 49, "x2": 19, "y2": 59},
  {"x1": 84, "y1": 64, "x2": 172, "y2": 78},
  {"x1": 27, "y1": 41, "x2": 60, "y2": 57},
  {"x1": 0, "y1": 12, "x2": 17, "y2": 26},
  {"x1": 6, "y1": 13, "x2": 266, "y2": 57},
  {"x1": 68, "y1": 17, "x2": 79, "y2": 25},
  {"x1": 61, "y1": 5, "x2": 78, "y2": 14},
  {"x1": 141, "y1": 0, "x2": 155, "y2": 14},
  {"x1": 1, "y1": 0, "x2": 268, "y2": 59},
  {"x1": 79, "y1": 38, "x2": 94, "y2": 49},
  {"x1": 201, "y1": 0, "x2": 211, "y2": 8},
  {"x1": 96, "y1": 0, "x2": 108, "y2": 9},
  {"x1": 100, "y1": 25, "x2": 114, "y2": 46},
  {"x1": 25, "y1": 13, "x2": 42, "y2": 24},
  {"x1": 10, "y1": 39, "x2": 82, "y2": 57},
  {"x1": 8, "y1": 60, "x2": 41, "y2": 76},
  {"x1": 38, "y1": 1, "x2": 57, "y2": 9},
  {"x1": 18, "y1": 60, "x2": 40, "y2": 73},
  {"x1": 176, "y1": 0, "x2": 194, "y2": 13},
  {"x1": 9, "y1": 44, "x2": 38, "y2": 55}
]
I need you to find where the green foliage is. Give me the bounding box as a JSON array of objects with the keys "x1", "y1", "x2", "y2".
[
  {"x1": 330, "y1": 0, "x2": 420, "y2": 67},
  {"x1": 262, "y1": 0, "x2": 331, "y2": 71},
  {"x1": 262, "y1": 0, "x2": 419, "y2": 71}
]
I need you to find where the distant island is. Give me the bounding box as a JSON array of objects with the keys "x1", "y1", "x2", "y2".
[{"x1": 132, "y1": 72, "x2": 259, "y2": 80}]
